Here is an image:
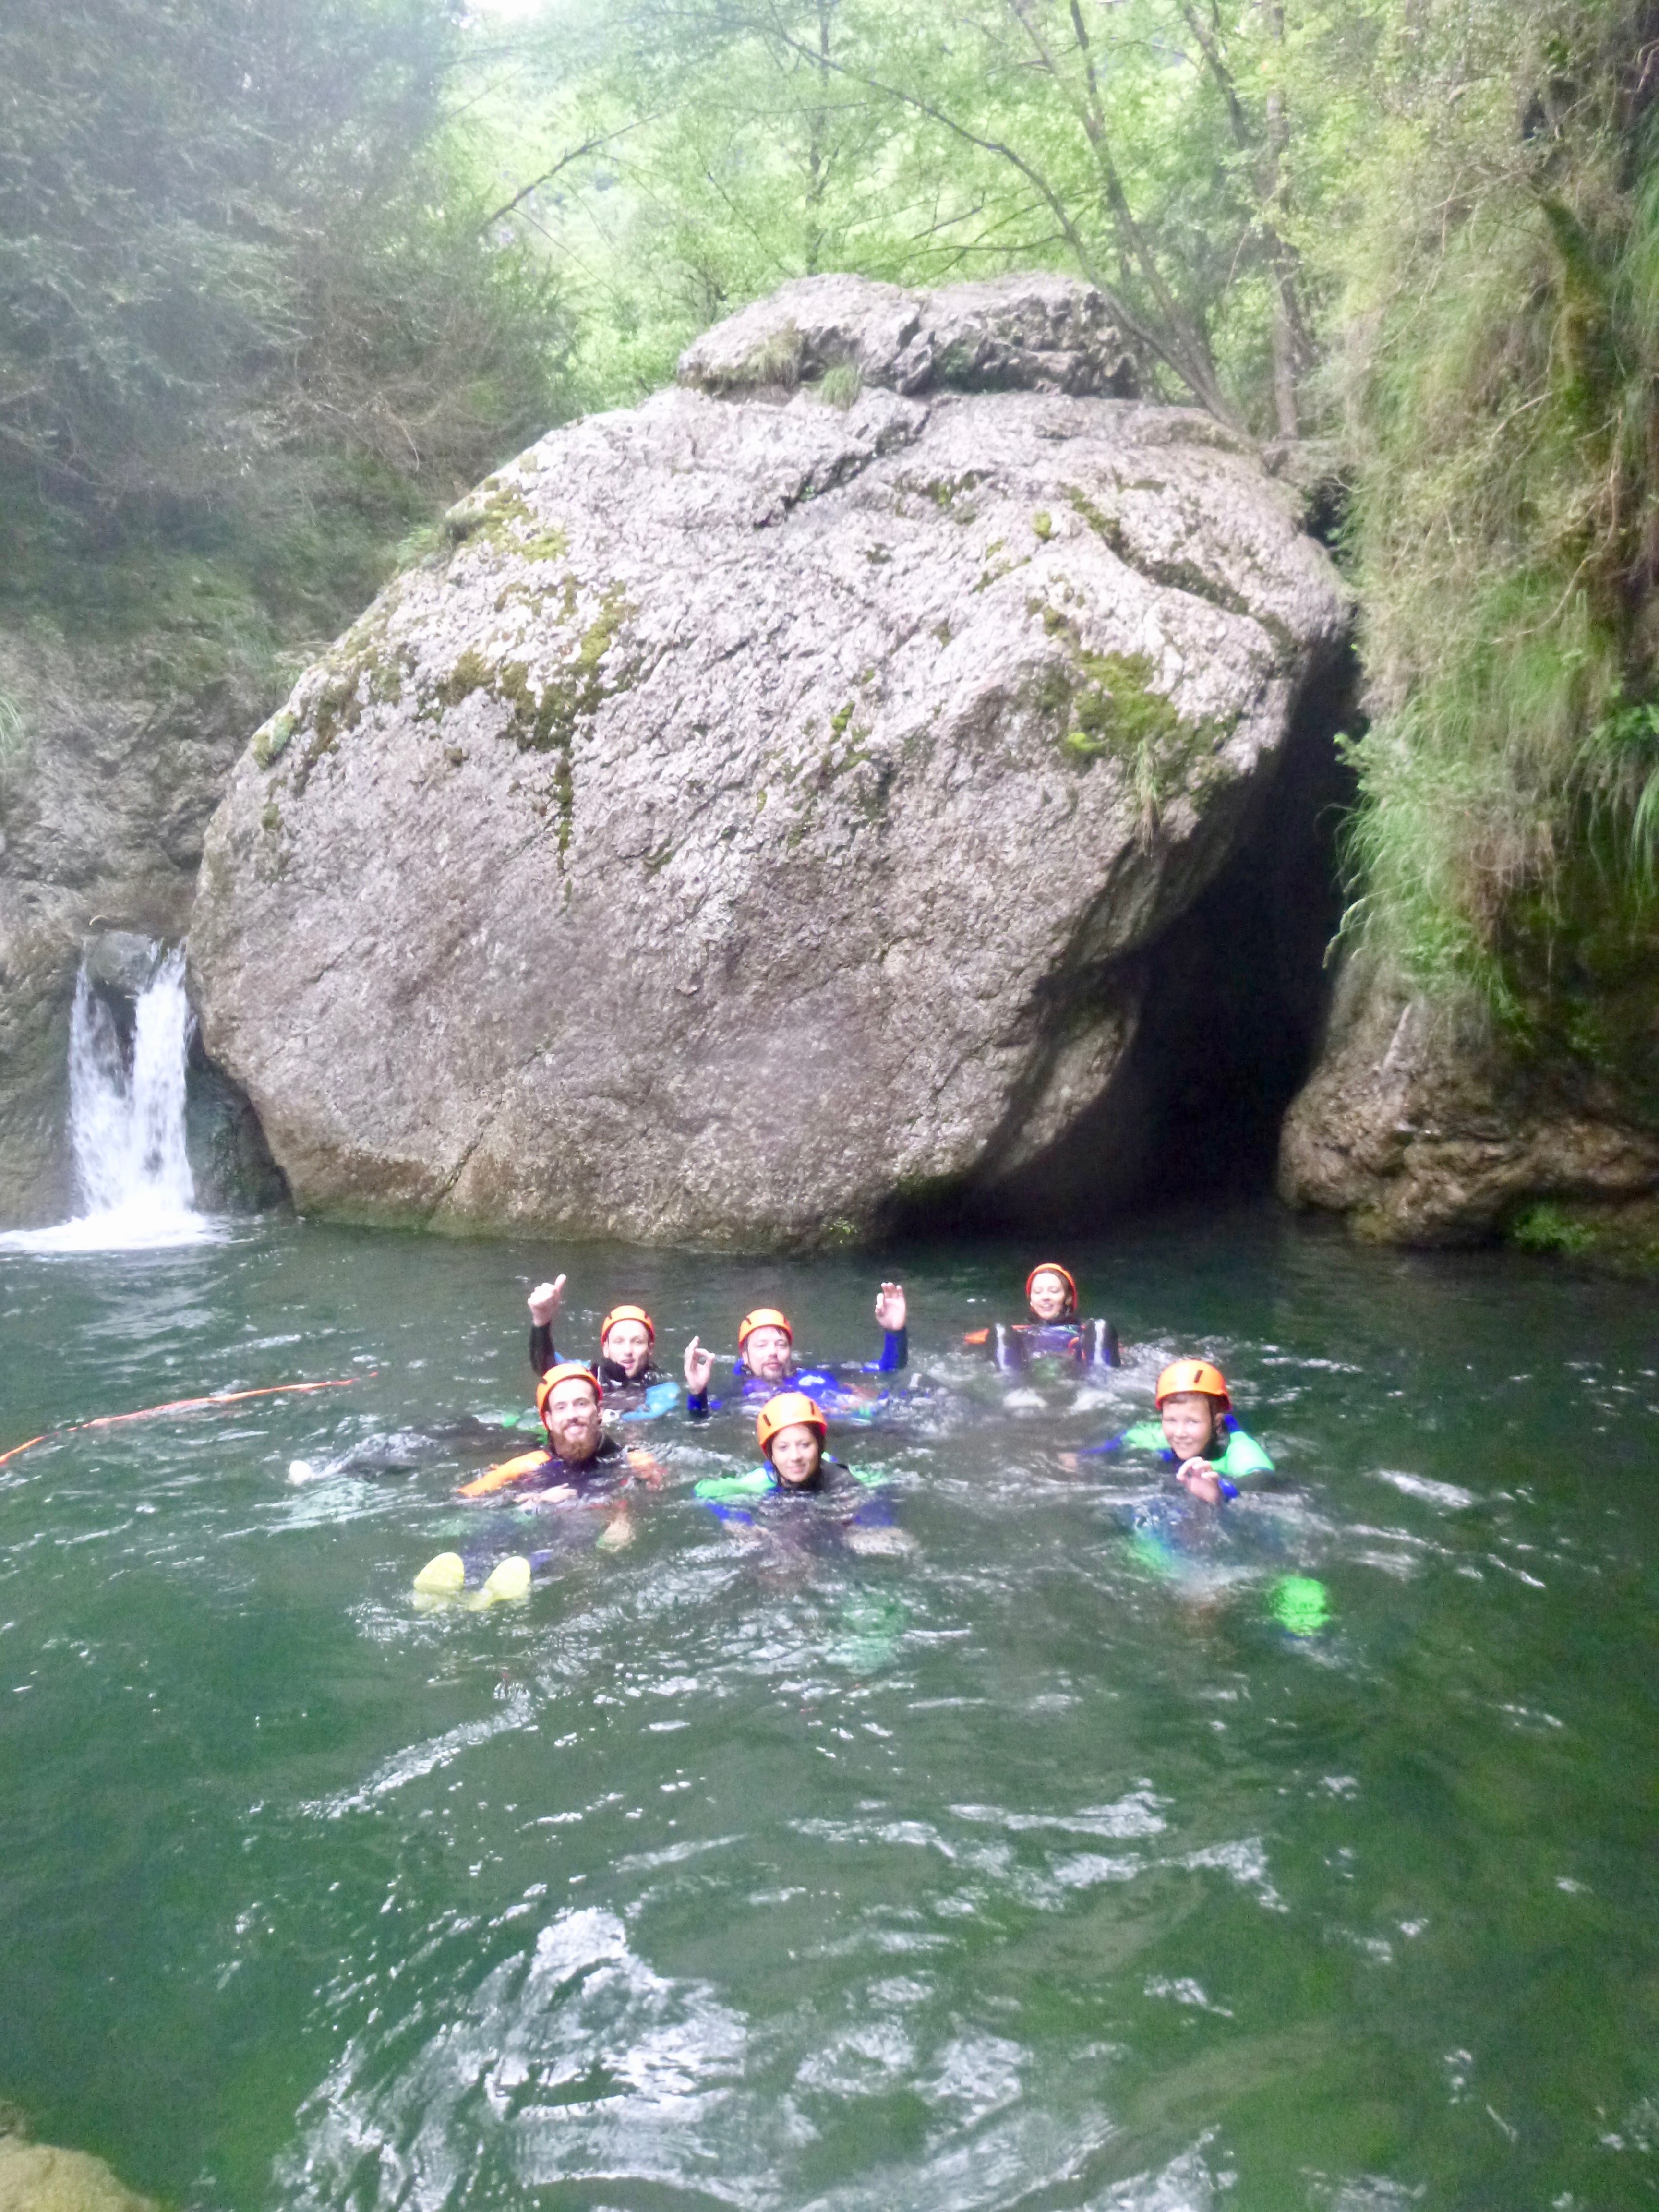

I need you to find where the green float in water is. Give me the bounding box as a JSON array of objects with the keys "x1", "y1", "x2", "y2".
[{"x1": 1270, "y1": 1574, "x2": 1331, "y2": 1636}]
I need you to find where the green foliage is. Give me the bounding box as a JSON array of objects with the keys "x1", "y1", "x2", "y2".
[
  {"x1": 1508, "y1": 1202, "x2": 1598, "y2": 1256},
  {"x1": 0, "y1": 0, "x2": 569, "y2": 664},
  {"x1": 1331, "y1": 0, "x2": 1659, "y2": 1039},
  {"x1": 483, "y1": 0, "x2": 1336, "y2": 431}
]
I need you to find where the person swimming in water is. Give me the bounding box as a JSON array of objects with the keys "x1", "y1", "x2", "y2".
[
  {"x1": 526, "y1": 1276, "x2": 672, "y2": 1414},
  {"x1": 682, "y1": 1286, "x2": 908, "y2": 1419},
  {"x1": 413, "y1": 1362, "x2": 662, "y2": 1601},
  {"x1": 964, "y1": 1263, "x2": 1121, "y2": 1370},
  {"x1": 1073, "y1": 1358, "x2": 1273, "y2": 1500},
  {"x1": 692, "y1": 1392, "x2": 907, "y2": 1556}
]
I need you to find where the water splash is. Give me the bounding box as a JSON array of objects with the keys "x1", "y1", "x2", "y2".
[{"x1": 0, "y1": 942, "x2": 221, "y2": 1253}]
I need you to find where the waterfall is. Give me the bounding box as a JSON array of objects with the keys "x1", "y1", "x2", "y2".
[{"x1": 0, "y1": 941, "x2": 219, "y2": 1253}]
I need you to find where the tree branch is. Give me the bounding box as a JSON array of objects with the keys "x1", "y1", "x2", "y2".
[{"x1": 479, "y1": 126, "x2": 639, "y2": 233}]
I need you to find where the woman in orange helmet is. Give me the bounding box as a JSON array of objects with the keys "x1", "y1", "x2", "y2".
[
  {"x1": 526, "y1": 1273, "x2": 671, "y2": 1414},
  {"x1": 1075, "y1": 1358, "x2": 1273, "y2": 1502},
  {"x1": 691, "y1": 1393, "x2": 907, "y2": 1555},
  {"x1": 964, "y1": 1262, "x2": 1120, "y2": 1371},
  {"x1": 682, "y1": 1283, "x2": 908, "y2": 1419}
]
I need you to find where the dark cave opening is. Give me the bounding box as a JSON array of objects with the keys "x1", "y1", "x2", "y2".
[
  {"x1": 1127, "y1": 650, "x2": 1359, "y2": 1207},
  {"x1": 885, "y1": 643, "x2": 1359, "y2": 1240}
]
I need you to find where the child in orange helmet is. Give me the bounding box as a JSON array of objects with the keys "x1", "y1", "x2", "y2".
[
  {"x1": 683, "y1": 1283, "x2": 907, "y2": 1418},
  {"x1": 965, "y1": 1262, "x2": 1120, "y2": 1370},
  {"x1": 692, "y1": 1394, "x2": 906, "y2": 1554},
  {"x1": 1075, "y1": 1358, "x2": 1272, "y2": 1502}
]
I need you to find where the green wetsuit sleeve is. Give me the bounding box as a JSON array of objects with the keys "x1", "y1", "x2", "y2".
[
  {"x1": 1120, "y1": 1420, "x2": 1168, "y2": 1451},
  {"x1": 693, "y1": 1468, "x2": 773, "y2": 1501},
  {"x1": 1218, "y1": 1428, "x2": 1274, "y2": 1484}
]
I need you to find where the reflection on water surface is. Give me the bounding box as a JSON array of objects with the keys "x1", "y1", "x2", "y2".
[{"x1": 0, "y1": 1210, "x2": 1655, "y2": 2210}]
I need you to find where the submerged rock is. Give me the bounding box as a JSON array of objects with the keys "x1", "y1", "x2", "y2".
[
  {"x1": 0, "y1": 2128, "x2": 157, "y2": 2212},
  {"x1": 190, "y1": 274, "x2": 1350, "y2": 1246},
  {"x1": 1278, "y1": 956, "x2": 1659, "y2": 1245}
]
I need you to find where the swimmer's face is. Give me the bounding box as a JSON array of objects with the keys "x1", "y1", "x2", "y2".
[
  {"x1": 744, "y1": 1326, "x2": 793, "y2": 1382},
  {"x1": 768, "y1": 1424, "x2": 823, "y2": 1486},
  {"x1": 542, "y1": 1377, "x2": 602, "y2": 1460},
  {"x1": 602, "y1": 1319, "x2": 652, "y2": 1379},
  {"x1": 1027, "y1": 1270, "x2": 1072, "y2": 1322},
  {"x1": 1160, "y1": 1391, "x2": 1220, "y2": 1463}
]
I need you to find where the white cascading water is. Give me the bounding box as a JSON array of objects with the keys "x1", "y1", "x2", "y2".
[{"x1": 0, "y1": 941, "x2": 217, "y2": 1253}]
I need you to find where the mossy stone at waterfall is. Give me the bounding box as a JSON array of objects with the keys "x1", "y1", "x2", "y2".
[
  {"x1": 189, "y1": 272, "x2": 1348, "y2": 1248},
  {"x1": 184, "y1": 1053, "x2": 289, "y2": 1214}
]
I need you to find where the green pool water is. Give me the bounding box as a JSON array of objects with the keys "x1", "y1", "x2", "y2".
[{"x1": 1, "y1": 1208, "x2": 1656, "y2": 2210}]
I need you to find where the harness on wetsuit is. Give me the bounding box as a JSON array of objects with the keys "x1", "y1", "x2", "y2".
[
  {"x1": 963, "y1": 1261, "x2": 1121, "y2": 1370},
  {"x1": 457, "y1": 1430, "x2": 643, "y2": 1498},
  {"x1": 965, "y1": 1318, "x2": 1121, "y2": 1370}
]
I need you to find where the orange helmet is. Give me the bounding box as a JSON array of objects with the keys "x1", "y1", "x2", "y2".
[
  {"x1": 1026, "y1": 1263, "x2": 1078, "y2": 1311},
  {"x1": 757, "y1": 1392, "x2": 827, "y2": 1458},
  {"x1": 738, "y1": 1307, "x2": 793, "y2": 1354},
  {"x1": 1155, "y1": 1358, "x2": 1230, "y2": 1410},
  {"x1": 600, "y1": 1303, "x2": 654, "y2": 1345},
  {"x1": 536, "y1": 1361, "x2": 602, "y2": 1424}
]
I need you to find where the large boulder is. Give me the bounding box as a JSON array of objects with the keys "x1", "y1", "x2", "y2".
[{"x1": 189, "y1": 274, "x2": 1350, "y2": 1248}]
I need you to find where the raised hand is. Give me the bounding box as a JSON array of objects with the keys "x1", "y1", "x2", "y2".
[
  {"x1": 874, "y1": 1280, "x2": 907, "y2": 1333},
  {"x1": 684, "y1": 1337, "x2": 715, "y2": 1394},
  {"x1": 528, "y1": 1274, "x2": 566, "y2": 1326},
  {"x1": 1175, "y1": 1458, "x2": 1224, "y2": 1505}
]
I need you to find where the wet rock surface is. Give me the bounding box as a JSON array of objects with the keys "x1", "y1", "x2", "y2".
[
  {"x1": 1278, "y1": 956, "x2": 1659, "y2": 1244},
  {"x1": 0, "y1": 2110, "x2": 157, "y2": 2212},
  {"x1": 0, "y1": 629, "x2": 272, "y2": 1224},
  {"x1": 190, "y1": 275, "x2": 1350, "y2": 1247}
]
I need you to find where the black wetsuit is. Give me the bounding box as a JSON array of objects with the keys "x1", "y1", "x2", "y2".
[
  {"x1": 481, "y1": 1430, "x2": 631, "y2": 1498},
  {"x1": 529, "y1": 1321, "x2": 670, "y2": 1411},
  {"x1": 974, "y1": 1318, "x2": 1121, "y2": 1370},
  {"x1": 693, "y1": 1458, "x2": 895, "y2": 1555}
]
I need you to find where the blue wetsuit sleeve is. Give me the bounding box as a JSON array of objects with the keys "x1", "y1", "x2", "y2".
[
  {"x1": 687, "y1": 1387, "x2": 719, "y2": 1419},
  {"x1": 864, "y1": 1328, "x2": 908, "y2": 1375},
  {"x1": 1077, "y1": 1431, "x2": 1128, "y2": 1458}
]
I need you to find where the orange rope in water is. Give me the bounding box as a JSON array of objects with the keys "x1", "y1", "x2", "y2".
[{"x1": 0, "y1": 1375, "x2": 366, "y2": 1468}]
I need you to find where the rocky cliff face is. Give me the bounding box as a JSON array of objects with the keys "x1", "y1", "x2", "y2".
[
  {"x1": 1279, "y1": 956, "x2": 1659, "y2": 1249},
  {"x1": 189, "y1": 273, "x2": 1352, "y2": 1248},
  {"x1": 0, "y1": 623, "x2": 278, "y2": 1223}
]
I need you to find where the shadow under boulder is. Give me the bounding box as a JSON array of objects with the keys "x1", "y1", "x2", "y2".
[{"x1": 185, "y1": 1033, "x2": 289, "y2": 1213}]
